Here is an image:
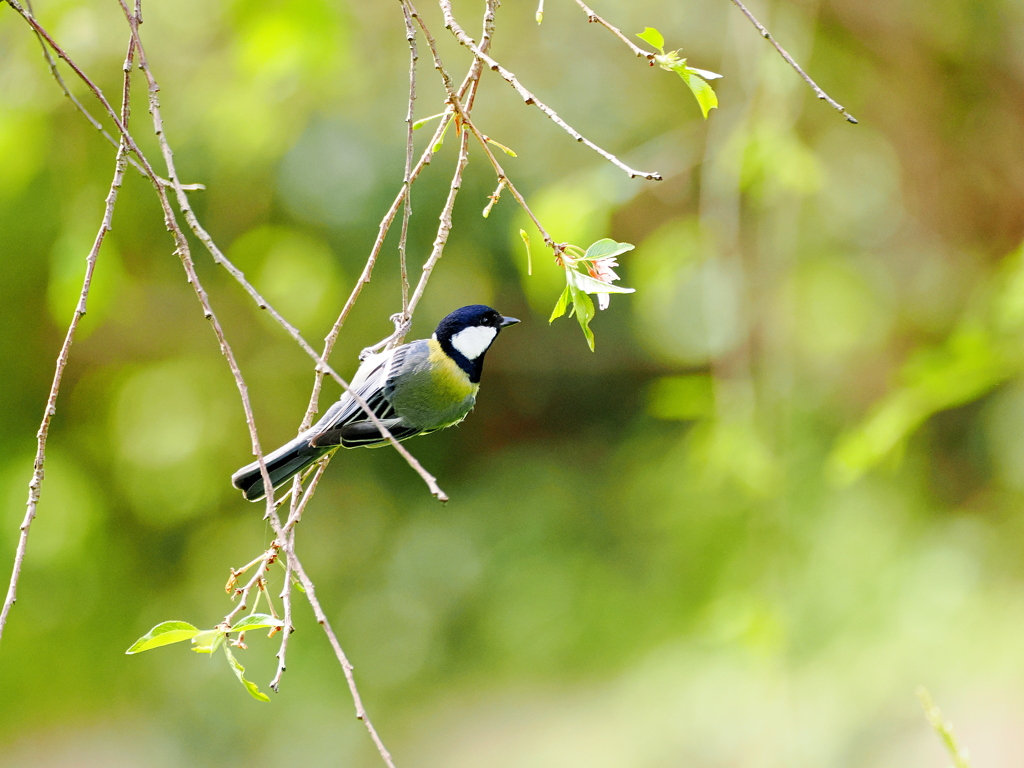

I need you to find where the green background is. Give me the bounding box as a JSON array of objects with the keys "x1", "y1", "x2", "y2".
[{"x1": 1, "y1": 0, "x2": 1022, "y2": 764}]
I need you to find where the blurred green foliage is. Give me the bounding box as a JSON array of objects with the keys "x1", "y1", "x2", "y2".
[{"x1": 2, "y1": 0, "x2": 1024, "y2": 766}]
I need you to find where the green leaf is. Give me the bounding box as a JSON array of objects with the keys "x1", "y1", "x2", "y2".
[
  {"x1": 223, "y1": 645, "x2": 271, "y2": 702},
  {"x1": 583, "y1": 238, "x2": 635, "y2": 261},
  {"x1": 412, "y1": 112, "x2": 445, "y2": 130},
  {"x1": 567, "y1": 268, "x2": 635, "y2": 296},
  {"x1": 571, "y1": 286, "x2": 596, "y2": 351},
  {"x1": 125, "y1": 621, "x2": 199, "y2": 654},
  {"x1": 678, "y1": 70, "x2": 718, "y2": 119},
  {"x1": 432, "y1": 118, "x2": 451, "y2": 153},
  {"x1": 191, "y1": 628, "x2": 226, "y2": 654},
  {"x1": 486, "y1": 137, "x2": 517, "y2": 157},
  {"x1": 637, "y1": 27, "x2": 665, "y2": 52},
  {"x1": 229, "y1": 613, "x2": 285, "y2": 633},
  {"x1": 549, "y1": 285, "x2": 571, "y2": 322},
  {"x1": 520, "y1": 229, "x2": 533, "y2": 276}
]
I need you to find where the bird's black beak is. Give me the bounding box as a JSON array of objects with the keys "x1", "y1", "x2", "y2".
[{"x1": 500, "y1": 316, "x2": 520, "y2": 327}]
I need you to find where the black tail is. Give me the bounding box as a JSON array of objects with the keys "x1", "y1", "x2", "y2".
[{"x1": 231, "y1": 432, "x2": 332, "y2": 502}]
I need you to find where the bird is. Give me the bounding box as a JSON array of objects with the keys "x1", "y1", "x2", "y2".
[{"x1": 231, "y1": 305, "x2": 519, "y2": 501}]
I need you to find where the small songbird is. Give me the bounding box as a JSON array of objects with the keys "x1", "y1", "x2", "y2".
[{"x1": 231, "y1": 305, "x2": 519, "y2": 501}]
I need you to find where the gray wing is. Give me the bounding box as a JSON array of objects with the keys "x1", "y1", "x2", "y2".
[{"x1": 308, "y1": 342, "x2": 423, "y2": 449}]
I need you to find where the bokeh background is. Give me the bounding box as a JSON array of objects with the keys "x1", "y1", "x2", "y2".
[{"x1": 2, "y1": 0, "x2": 1024, "y2": 765}]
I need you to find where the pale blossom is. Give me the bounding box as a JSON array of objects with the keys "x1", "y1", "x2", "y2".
[{"x1": 587, "y1": 255, "x2": 624, "y2": 310}]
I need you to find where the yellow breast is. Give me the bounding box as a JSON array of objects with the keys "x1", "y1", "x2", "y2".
[{"x1": 427, "y1": 338, "x2": 479, "y2": 401}]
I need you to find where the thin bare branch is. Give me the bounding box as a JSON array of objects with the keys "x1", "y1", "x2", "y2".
[
  {"x1": 286, "y1": 549, "x2": 398, "y2": 768},
  {"x1": 0, "y1": 34, "x2": 135, "y2": 646},
  {"x1": 224, "y1": 545, "x2": 280, "y2": 626},
  {"x1": 244, "y1": 466, "x2": 396, "y2": 763},
  {"x1": 409, "y1": 122, "x2": 472, "y2": 319},
  {"x1": 399, "y1": 1, "x2": 418, "y2": 317},
  {"x1": 571, "y1": 0, "x2": 656, "y2": 60},
  {"x1": 269, "y1": 548, "x2": 295, "y2": 693},
  {"x1": 437, "y1": 0, "x2": 663, "y2": 180},
  {"x1": 728, "y1": 0, "x2": 858, "y2": 124},
  {"x1": 2, "y1": 0, "x2": 205, "y2": 189},
  {"x1": 20, "y1": 1, "x2": 203, "y2": 189},
  {"x1": 470, "y1": 126, "x2": 555, "y2": 249},
  {"x1": 412, "y1": 4, "x2": 556, "y2": 252},
  {"x1": 283, "y1": 462, "x2": 328, "y2": 537},
  {"x1": 396, "y1": 2, "x2": 480, "y2": 325},
  {"x1": 270, "y1": 460, "x2": 324, "y2": 692},
  {"x1": 107, "y1": 1, "x2": 279, "y2": 519}
]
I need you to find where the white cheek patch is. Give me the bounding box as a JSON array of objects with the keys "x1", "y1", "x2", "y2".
[{"x1": 451, "y1": 325, "x2": 498, "y2": 360}]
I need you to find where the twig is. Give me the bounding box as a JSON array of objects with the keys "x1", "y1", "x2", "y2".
[
  {"x1": 399, "y1": 3, "x2": 479, "y2": 323},
  {"x1": 269, "y1": 460, "x2": 324, "y2": 692},
  {"x1": 243, "y1": 467, "x2": 395, "y2": 763},
  {"x1": 285, "y1": 549, "x2": 397, "y2": 768},
  {"x1": 21, "y1": 7, "x2": 146, "y2": 179},
  {"x1": 412, "y1": 5, "x2": 556, "y2": 253},
  {"x1": 283, "y1": 462, "x2": 328, "y2": 536},
  {"x1": 0, "y1": 34, "x2": 135, "y2": 647},
  {"x1": 437, "y1": 0, "x2": 663, "y2": 180},
  {"x1": 470, "y1": 123, "x2": 555, "y2": 249},
  {"x1": 728, "y1": 0, "x2": 858, "y2": 124},
  {"x1": 20, "y1": 1, "x2": 202, "y2": 190},
  {"x1": 223, "y1": 545, "x2": 280, "y2": 626},
  {"x1": 112, "y1": 0, "x2": 279, "y2": 519},
  {"x1": 571, "y1": 0, "x2": 656, "y2": 60},
  {"x1": 2, "y1": 0, "x2": 203, "y2": 187},
  {"x1": 269, "y1": 545, "x2": 295, "y2": 693},
  {"x1": 399, "y1": 1, "x2": 418, "y2": 318},
  {"x1": 482, "y1": 178, "x2": 505, "y2": 217},
  {"x1": 408, "y1": 120, "x2": 472, "y2": 319}
]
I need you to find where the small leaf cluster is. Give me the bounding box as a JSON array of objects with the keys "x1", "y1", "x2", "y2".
[
  {"x1": 127, "y1": 615, "x2": 285, "y2": 702},
  {"x1": 546, "y1": 238, "x2": 635, "y2": 351},
  {"x1": 637, "y1": 27, "x2": 722, "y2": 119}
]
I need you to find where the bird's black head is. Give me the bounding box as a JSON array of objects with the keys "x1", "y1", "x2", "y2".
[{"x1": 433, "y1": 305, "x2": 519, "y2": 383}]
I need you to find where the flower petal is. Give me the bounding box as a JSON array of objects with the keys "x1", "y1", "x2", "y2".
[{"x1": 568, "y1": 269, "x2": 635, "y2": 295}]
